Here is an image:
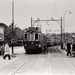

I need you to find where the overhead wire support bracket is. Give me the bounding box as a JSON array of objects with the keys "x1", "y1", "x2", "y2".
[{"x1": 31, "y1": 17, "x2": 63, "y2": 49}]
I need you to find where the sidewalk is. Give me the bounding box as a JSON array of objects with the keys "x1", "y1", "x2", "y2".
[
  {"x1": 9, "y1": 46, "x2": 25, "y2": 54},
  {"x1": 0, "y1": 46, "x2": 25, "y2": 69},
  {"x1": 57, "y1": 45, "x2": 67, "y2": 55},
  {"x1": 10, "y1": 46, "x2": 25, "y2": 58}
]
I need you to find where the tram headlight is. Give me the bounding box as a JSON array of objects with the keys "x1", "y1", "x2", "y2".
[
  {"x1": 39, "y1": 44, "x2": 41, "y2": 47},
  {"x1": 36, "y1": 44, "x2": 38, "y2": 46},
  {"x1": 25, "y1": 44, "x2": 27, "y2": 46}
]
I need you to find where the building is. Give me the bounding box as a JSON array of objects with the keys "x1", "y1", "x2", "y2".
[{"x1": 0, "y1": 25, "x2": 4, "y2": 41}]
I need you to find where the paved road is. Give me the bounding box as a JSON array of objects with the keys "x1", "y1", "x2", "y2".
[{"x1": 0, "y1": 46, "x2": 75, "y2": 75}]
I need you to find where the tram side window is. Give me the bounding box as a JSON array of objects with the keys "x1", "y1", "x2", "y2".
[
  {"x1": 35, "y1": 33, "x2": 38, "y2": 40},
  {"x1": 25, "y1": 34, "x2": 27, "y2": 40}
]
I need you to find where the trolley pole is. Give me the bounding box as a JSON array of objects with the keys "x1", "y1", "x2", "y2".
[
  {"x1": 12, "y1": 0, "x2": 14, "y2": 54},
  {"x1": 31, "y1": 17, "x2": 32, "y2": 27}
]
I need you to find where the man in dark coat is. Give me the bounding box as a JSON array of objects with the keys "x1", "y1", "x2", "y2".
[
  {"x1": 67, "y1": 41, "x2": 71, "y2": 56},
  {"x1": 72, "y1": 41, "x2": 75, "y2": 52}
]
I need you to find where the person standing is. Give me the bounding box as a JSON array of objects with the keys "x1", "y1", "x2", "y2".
[
  {"x1": 63, "y1": 42, "x2": 66, "y2": 49},
  {"x1": 66, "y1": 41, "x2": 71, "y2": 56},
  {"x1": 1, "y1": 42, "x2": 5, "y2": 56},
  {"x1": 3, "y1": 42, "x2": 11, "y2": 60},
  {"x1": 72, "y1": 41, "x2": 75, "y2": 53}
]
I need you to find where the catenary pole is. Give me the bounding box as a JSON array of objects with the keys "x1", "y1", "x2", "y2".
[
  {"x1": 31, "y1": 17, "x2": 62, "y2": 49},
  {"x1": 12, "y1": 0, "x2": 14, "y2": 54}
]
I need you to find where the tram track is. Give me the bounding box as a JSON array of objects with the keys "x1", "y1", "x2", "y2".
[
  {"x1": 9, "y1": 54, "x2": 37, "y2": 75},
  {"x1": 8, "y1": 46, "x2": 75, "y2": 75},
  {"x1": 54, "y1": 46, "x2": 75, "y2": 74},
  {"x1": 9, "y1": 53, "x2": 45, "y2": 75},
  {"x1": 44, "y1": 48, "x2": 51, "y2": 75}
]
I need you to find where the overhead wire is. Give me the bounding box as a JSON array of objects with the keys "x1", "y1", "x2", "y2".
[
  {"x1": 19, "y1": 0, "x2": 34, "y2": 17},
  {"x1": 53, "y1": 0, "x2": 56, "y2": 18},
  {"x1": 46, "y1": 0, "x2": 56, "y2": 33},
  {"x1": 53, "y1": 0, "x2": 56, "y2": 33},
  {"x1": 53, "y1": 0, "x2": 61, "y2": 33}
]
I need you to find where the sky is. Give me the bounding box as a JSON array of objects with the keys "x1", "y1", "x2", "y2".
[{"x1": 0, "y1": 0, "x2": 75, "y2": 34}]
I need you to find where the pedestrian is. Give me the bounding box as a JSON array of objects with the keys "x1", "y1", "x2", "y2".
[
  {"x1": 3, "y1": 41, "x2": 11, "y2": 60},
  {"x1": 72, "y1": 41, "x2": 75, "y2": 53},
  {"x1": 1, "y1": 41, "x2": 5, "y2": 56},
  {"x1": 63, "y1": 42, "x2": 66, "y2": 49},
  {"x1": 66, "y1": 41, "x2": 71, "y2": 56}
]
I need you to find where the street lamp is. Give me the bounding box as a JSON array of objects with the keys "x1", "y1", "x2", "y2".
[
  {"x1": 11, "y1": 0, "x2": 14, "y2": 54},
  {"x1": 63, "y1": 10, "x2": 71, "y2": 42}
]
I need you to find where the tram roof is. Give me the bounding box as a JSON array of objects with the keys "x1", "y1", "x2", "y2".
[{"x1": 25, "y1": 27, "x2": 42, "y2": 33}]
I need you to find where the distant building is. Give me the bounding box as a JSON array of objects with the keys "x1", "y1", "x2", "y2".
[
  {"x1": 0, "y1": 25, "x2": 4, "y2": 41},
  {"x1": 0, "y1": 23, "x2": 9, "y2": 41}
]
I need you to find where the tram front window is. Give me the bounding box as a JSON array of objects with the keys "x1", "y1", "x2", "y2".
[
  {"x1": 35, "y1": 33, "x2": 38, "y2": 40},
  {"x1": 25, "y1": 34, "x2": 27, "y2": 40},
  {"x1": 31, "y1": 33, "x2": 35, "y2": 41}
]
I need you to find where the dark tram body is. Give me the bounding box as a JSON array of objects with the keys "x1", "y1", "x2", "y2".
[{"x1": 23, "y1": 27, "x2": 47, "y2": 53}]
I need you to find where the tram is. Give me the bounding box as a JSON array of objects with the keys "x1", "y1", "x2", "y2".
[{"x1": 23, "y1": 27, "x2": 47, "y2": 53}]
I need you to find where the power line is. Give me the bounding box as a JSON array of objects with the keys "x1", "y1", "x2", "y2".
[
  {"x1": 53, "y1": 0, "x2": 56, "y2": 17},
  {"x1": 19, "y1": 0, "x2": 34, "y2": 16}
]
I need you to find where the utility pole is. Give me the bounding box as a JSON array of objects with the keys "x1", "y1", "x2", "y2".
[
  {"x1": 12, "y1": 0, "x2": 14, "y2": 54},
  {"x1": 61, "y1": 17, "x2": 63, "y2": 49}
]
